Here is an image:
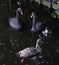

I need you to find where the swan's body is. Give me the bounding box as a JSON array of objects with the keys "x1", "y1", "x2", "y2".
[
  {"x1": 9, "y1": 17, "x2": 21, "y2": 29},
  {"x1": 31, "y1": 12, "x2": 44, "y2": 32},
  {"x1": 17, "y1": 47, "x2": 40, "y2": 58},
  {"x1": 9, "y1": 7, "x2": 23, "y2": 30},
  {"x1": 16, "y1": 39, "x2": 42, "y2": 58}
]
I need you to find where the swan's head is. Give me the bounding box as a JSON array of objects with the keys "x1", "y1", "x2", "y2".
[
  {"x1": 31, "y1": 12, "x2": 35, "y2": 18},
  {"x1": 17, "y1": 2, "x2": 21, "y2": 5},
  {"x1": 16, "y1": 51, "x2": 21, "y2": 57},
  {"x1": 16, "y1": 51, "x2": 25, "y2": 63},
  {"x1": 18, "y1": 8, "x2": 23, "y2": 15},
  {"x1": 16, "y1": 51, "x2": 26, "y2": 58},
  {"x1": 20, "y1": 10, "x2": 23, "y2": 15}
]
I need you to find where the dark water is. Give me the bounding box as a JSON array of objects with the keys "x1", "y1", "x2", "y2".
[{"x1": 0, "y1": 2, "x2": 59, "y2": 65}]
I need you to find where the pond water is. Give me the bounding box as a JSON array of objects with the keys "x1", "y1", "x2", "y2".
[{"x1": 0, "y1": 3, "x2": 59, "y2": 65}]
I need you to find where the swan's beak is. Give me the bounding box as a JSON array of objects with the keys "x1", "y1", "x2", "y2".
[
  {"x1": 20, "y1": 11, "x2": 23, "y2": 15},
  {"x1": 31, "y1": 12, "x2": 35, "y2": 18},
  {"x1": 31, "y1": 15, "x2": 32, "y2": 18}
]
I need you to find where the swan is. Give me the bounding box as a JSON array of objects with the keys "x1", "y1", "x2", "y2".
[
  {"x1": 16, "y1": 38, "x2": 42, "y2": 58},
  {"x1": 9, "y1": 7, "x2": 23, "y2": 30},
  {"x1": 31, "y1": 12, "x2": 45, "y2": 32}
]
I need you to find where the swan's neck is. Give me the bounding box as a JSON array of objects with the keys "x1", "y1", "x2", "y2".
[
  {"x1": 32, "y1": 15, "x2": 36, "y2": 29},
  {"x1": 33, "y1": 16, "x2": 35, "y2": 23},
  {"x1": 36, "y1": 39, "x2": 41, "y2": 52},
  {"x1": 16, "y1": 8, "x2": 21, "y2": 19}
]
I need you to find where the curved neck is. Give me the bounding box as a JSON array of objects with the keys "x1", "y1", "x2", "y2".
[
  {"x1": 32, "y1": 15, "x2": 36, "y2": 29},
  {"x1": 36, "y1": 39, "x2": 41, "y2": 52},
  {"x1": 16, "y1": 8, "x2": 23, "y2": 18}
]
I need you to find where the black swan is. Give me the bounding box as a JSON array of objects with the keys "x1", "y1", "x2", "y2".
[
  {"x1": 31, "y1": 12, "x2": 44, "y2": 32},
  {"x1": 9, "y1": 7, "x2": 23, "y2": 30}
]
